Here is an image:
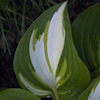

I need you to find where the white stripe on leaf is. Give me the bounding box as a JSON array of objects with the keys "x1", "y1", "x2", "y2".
[
  {"x1": 29, "y1": 30, "x2": 53, "y2": 88},
  {"x1": 88, "y1": 81, "x2": 100, "y2": 100},
  {"x1": 29, "y1": 2, "x2": 67, "y2": 99},
  {"x1": 18, "y1": 73, "x2": 51, "y2": 96},
  {"x1": 47, "y1": 2, "x2": 66, "y2": 76}
]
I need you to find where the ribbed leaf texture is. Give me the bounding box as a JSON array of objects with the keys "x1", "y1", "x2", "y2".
[{"x1": 72, "y1": 4, "x2": 100, "y2": 72}]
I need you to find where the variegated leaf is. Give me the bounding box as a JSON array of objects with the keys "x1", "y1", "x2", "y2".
[
  {"x1": 78, "y1": 78, "x2": 100, "y2": 100},
  {"x1": 14, "y1": 1, "x2": 90, "y2": 100}
]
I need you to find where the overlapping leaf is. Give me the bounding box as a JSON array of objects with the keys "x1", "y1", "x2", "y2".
[
  {"x1": 0, "y1": 88, "x2": 41, "y2": 100},
  {"x1": 78, "y1": 78, "x2": 100, "y2": 100},
  {"x1": 72, "y1": 4, "x2": 100, "y2": 72}
]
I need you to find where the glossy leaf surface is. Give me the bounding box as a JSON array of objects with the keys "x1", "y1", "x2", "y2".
[
  {"x1": 14, "y1": 2, "x2": 90, "y2": 100},
  {"x1": 0, "y1": 88, "x2": 41, "y2": 100},
  {"x1": 72, "y1": 4, "x2": 100, "y2": 72}
]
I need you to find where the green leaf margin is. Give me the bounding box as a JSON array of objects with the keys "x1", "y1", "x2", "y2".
[{"x1": 0, "y1": 88, "x2": 41, "y2": 100}]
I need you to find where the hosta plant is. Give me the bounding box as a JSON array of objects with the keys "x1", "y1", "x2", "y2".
[
  {"x1": 13, "y1": 1, "x2": 90, "y2": 100},
  {"x1": 0, "y1": 1, "x2": 100, "y2": 100}
]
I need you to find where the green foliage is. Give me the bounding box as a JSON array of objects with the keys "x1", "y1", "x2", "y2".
[
  {"x1": 14, "y1": 2, "x2": 90, "y2": 100},
  {"x1": 31, "y1": 0, "x2": 57, "y2": 13},
  {"x1": 0, "y1": 1, "x2": 100, "y2": 100},
  {"x1": 77, "y1": 79, "x2": 100, "y2": 100},
  {"x1": 0, "y1": 88, "x2": 7, "y2": 92},
  {"x1": 0, "y1": 0, "x2": 56, "y2": 54},
  {"x1": 68, "y1": 0, "x2": 82, "y2": 7},
  {"x1": 91, "y1": 70, "x2": 100, "y2": 81},
  {"x1": 71, "y1": 4, "x2": 100, "y2": 99},
  {"x1": 0, "y1": 0, "x2": 83, "y2": 54},
  {"x1": 72, "y1": 4, "x2": 100, "y2": 72},
  {"x1": 0, "y1": 88, "x2": 41, "y2": 100}
]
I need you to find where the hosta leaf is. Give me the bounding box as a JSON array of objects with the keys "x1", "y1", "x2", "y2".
[
  {"x1": 77, "y1": 78, "x2": 100, "y2": 100},
  {"x1": 0, "y1": 88, "x2": 41, "y2": 100},
  {"x1": 14, "y1": 1, "x2": 90, "y2": 100},
  {"x1": 91, "y1": 69, "x2": 100, "y2": 81},
  {"x1": 72, "y1": 4, "x2": 100, "y2": 72}
]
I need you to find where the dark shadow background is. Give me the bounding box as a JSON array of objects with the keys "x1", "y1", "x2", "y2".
[{"x1": 0, "y1": 0, "x2": 100, "y2": 99}]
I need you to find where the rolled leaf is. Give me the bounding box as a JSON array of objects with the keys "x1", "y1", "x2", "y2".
[
  {"x1": 0, "y1": 88, "x2": 41, "y2": 100},
  {"x1": 14, "y1": 1, "x2": 90, "y2": 100},
  {"x1": 72, "y1": 4, "x2": 100, "y2": 72}
]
